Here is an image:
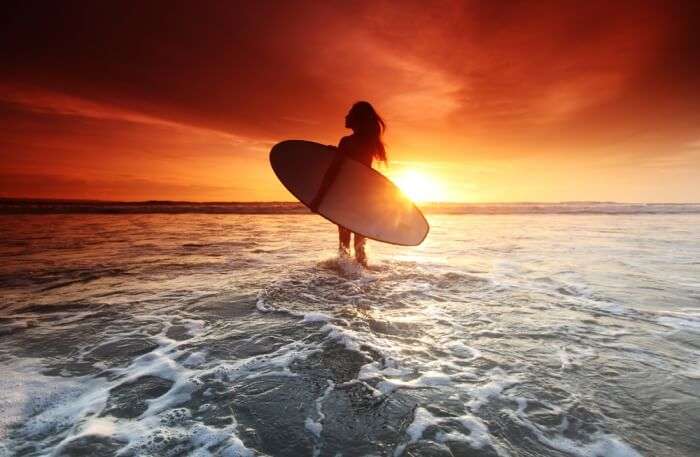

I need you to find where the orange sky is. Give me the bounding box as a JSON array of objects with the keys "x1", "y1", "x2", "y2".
[{"x1": 1, "y1": 1, "x2": 699, "y2": 202}]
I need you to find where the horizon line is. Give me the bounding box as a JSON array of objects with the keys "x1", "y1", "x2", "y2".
[{"x1": 1, "y1": 197, "x2": 699, "y2": 205}]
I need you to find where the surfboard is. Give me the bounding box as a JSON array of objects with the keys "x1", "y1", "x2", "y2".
[{"x1": 270, "y1": 140, "x2": 429, "y2": 246}]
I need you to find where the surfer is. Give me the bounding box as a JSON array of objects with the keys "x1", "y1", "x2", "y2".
[
  {"x1": 336, "y1": 101, "x2": 388, "y2": 266},
  {"x1": 270, "y1": 104, "x2": 426, "y2": 252}
]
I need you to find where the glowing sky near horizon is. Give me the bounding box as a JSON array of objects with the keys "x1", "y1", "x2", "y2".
[{"x1": 1, "y1": 1, "x2": 699, "y2": 202}]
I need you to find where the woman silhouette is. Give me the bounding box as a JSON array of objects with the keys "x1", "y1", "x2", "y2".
[{"x1": 336, "y1": 101, "x2": 387, "y2": 266}]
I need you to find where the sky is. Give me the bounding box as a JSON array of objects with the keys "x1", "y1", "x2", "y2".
[{"x1": 1, "y1": 0, "x2": 699, "y2": 202}]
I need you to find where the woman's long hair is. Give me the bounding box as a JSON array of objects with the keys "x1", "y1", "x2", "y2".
[{"x1": 347, "y1": 101, "x2": 387, "y2": 163}]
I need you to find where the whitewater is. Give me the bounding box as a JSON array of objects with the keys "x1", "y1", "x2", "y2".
[{"x1": 1, "y1": 208, "x2": 699, "y2": 456}]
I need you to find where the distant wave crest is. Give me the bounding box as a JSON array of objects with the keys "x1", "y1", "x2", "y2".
[{"x1": 1, "y1": 199, "x2": 699, "y2": 215}]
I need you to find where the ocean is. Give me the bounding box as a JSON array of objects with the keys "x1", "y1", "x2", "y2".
[{"x1": 1, "y1": 203, "x2": 699, "y2": 456}]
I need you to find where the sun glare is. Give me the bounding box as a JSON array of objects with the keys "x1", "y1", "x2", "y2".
[{"x1": 389, "y1": 169, "x2": 444, "y2": 203}]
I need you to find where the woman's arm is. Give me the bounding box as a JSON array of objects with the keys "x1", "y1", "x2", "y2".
[
  {"x1": 309, "y1": 138, "x2": 348, "y2": 212},
  {"x1": 337, "y1": 136, "x2": 351, "y2": 154}
]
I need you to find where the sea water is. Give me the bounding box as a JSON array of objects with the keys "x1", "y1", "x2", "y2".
[{"x1": 0, "y1": 207, "x2": 698, "y2": 456}]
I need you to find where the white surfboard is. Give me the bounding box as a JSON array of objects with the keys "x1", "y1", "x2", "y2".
[{"x1": 270, "y1": 140, "x2": 429, "y2": 246}]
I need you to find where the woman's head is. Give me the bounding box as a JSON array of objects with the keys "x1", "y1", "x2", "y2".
[{"x1": 345, "y1": 101, "x2": 387, "y2": 163}]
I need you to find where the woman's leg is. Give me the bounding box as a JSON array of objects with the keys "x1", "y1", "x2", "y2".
[
  {"x1": 338, "y1": 225, "x2": 351, "y2": 255},
  {"x1": 354, "y1": 233, "x2": 367, "y2": 266}
]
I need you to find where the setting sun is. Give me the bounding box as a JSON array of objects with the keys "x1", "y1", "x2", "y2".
[{"x1": 389, "y1": 169, "x2": 444, "y2": 203}]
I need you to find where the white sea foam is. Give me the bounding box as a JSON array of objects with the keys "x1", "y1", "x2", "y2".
[
  {"x1": 681, "y1": 368, "x2": 700, "y2": 379},
  {"x1": 302, "y1": 380, "x2": 334, "y2": 456},
  {"x1": 0, "y1": 359, "x2": 105, "y2": 440},
  {"x1": 657, "y1": 315, "x2": 700, "y2": 332},
  {"x1": 405, "y1": 407, "x2": 437, "y2": 441},
  {"x1": 558, "y1": 347, "x2": 573, "y2": 369},
  {"x1": 320, "y1": 323, "x2": 363, "y2": 352},
  {"x1": 453, "y1": 413, "x2": 492, "y2": 448},
  {"x1": 395, "y1": 407, "x2": 499, "y2": 456},
  {"x1": 0, "y1": 315, "x2": 263, "y2": 456},
  {"x1": 358, "y1": 361, "x2": 413, "y2": 380},
  {"x1": 446, "y1": 341, "x2": 482, "y2": 360},
  {"x1": 183, "y1": 350, "x2": 207, "y2": 367},
  {"x1": 183, "y1": 319, "x2": 206, "y2": 336},
  {"x1": 516, "y1": 415, "x2": 641, "y2": 457},
  {"x1": 376, "y1": 371, "x2": 456, "y2": 395},
  {"x1": 302, "y1": 312, "x2": 332, "y2": 323},
  {"x1": 466, "y1": 369, "x2": 519, "y2": 412}
]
